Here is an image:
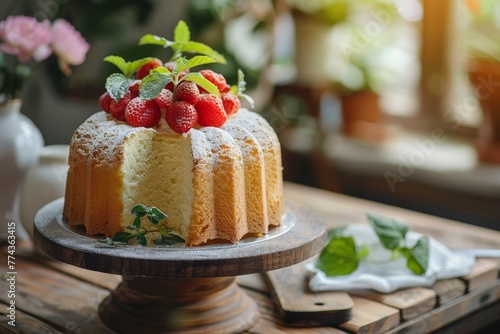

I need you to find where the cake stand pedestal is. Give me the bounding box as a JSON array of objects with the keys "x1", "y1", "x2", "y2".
[{"x1": 34, "y1": 198, "x2": 327, "y2": 334}]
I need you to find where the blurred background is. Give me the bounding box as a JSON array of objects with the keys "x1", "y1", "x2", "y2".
[{"x1": 2, "y1": 0, "x2": 500, "y2": 230}]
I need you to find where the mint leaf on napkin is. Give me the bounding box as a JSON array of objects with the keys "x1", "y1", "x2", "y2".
[{"x1": 316, "y1": 214, "x2": 430, "y2": 277}]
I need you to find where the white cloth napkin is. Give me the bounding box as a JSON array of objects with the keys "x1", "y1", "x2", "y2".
[{"x1": 307, "y1": 224, "x2": 476, "y2": 294}]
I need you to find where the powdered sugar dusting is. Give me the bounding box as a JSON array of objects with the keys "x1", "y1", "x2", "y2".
[{"x1": 227, "y1": 109, "x2": 279, "y2": 152}]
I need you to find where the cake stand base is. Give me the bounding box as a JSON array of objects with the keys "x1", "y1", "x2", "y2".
[
  {"x1": 34, "y1": 199, "x2": 327, "y2": 334},
  {"x1": 99, "y1": 276, "x2": 258, "y2": 334}
]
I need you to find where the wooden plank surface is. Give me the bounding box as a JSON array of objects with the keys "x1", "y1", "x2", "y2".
[
  {"x1": 266, "y1": 262, "x2": 353, "y2": 326},
  {"x1": 2, "y1": 182, "x2": 500, "y2": 333},
  {"x1": 0, "y1": 257, "x2": 116, "y2": 334},
  {"x1": 338, "y1": 296, "x2": 400, "y2": 334}
]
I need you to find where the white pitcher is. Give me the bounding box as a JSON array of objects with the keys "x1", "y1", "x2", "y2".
[{"x1": 20, "y1": 145, "x2": 69, "y2": 240}]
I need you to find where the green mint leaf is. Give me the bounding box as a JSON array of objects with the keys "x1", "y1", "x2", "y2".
[
  {"x1": 136, "y1": 233, "x2": 147, "y2": 246},
  {"x1": 112, "y1": 231, "x2": 134, "y2": 243},
  {"x1": 138, "y1": 34, "x2": 174, "y2": 47},
  {"x1": 147, "y1": 216, "x2": 159, "y2": 225},
  {"x1": 174, "y1": 57, "x2": 189, "y2": 75},
  {"x1": 230, "y1": 69, "x2": 254, "y2": 109},
  {"x1": 133, "y1": 216, "x2": 141, "y2": 228},
  {"x1": 236, "y1": 69, "x2": 247, "y2": 94},
  {"x1": 174, "y1": 20, "x2": 190, "y2": 43},
  {"x1": 181, "y1": 73, "x2": 220, "y2": 96},
  {"x1": 159, "y1": 225, "x2": 171, "y2": 238},
  {"x1": 140, "y1": 71, "x2": 172, "y2": 100},
  {"x1": 131, "y1": 204, "x2": 148, "y2": 217},
  {"x1": 105, "y1": 73, "x2": 132, "y2": 101},
  {"x1": 368, "y1": 213, "x2": 408, "y2": 250},
  {"x1": 154, "y1": 233, "x2": 185, "y2": 246},
  {"x1": 175, "y1": 41, "x2": 226, "y2": 64},
  {"x1": 104, "y1": 56, "x2": 154, "y2": 78},
  {"x1": 164, "y1": 234, "x2": 185, "y2": 245},
  {"x1": 150, "y1": 207, "x2": 168, "y2": 220},
  {"x1": 316, "y1": 236, "x2": 359, "y2": 276},
  {"x1": 406, "y1": 237, "x2": 429, "y2": 275},
  {"x1": 104, "y1": 56, "x2": 128, "y2": 75},
  {"x1": 184, "y1": 55, "x2": 218, "y2": 71}
]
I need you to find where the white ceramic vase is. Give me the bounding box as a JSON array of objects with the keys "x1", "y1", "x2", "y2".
[
  {"x1": 0, "y1": 99, "x2": 44, "y2": 241},
  {"x1": 20, "y1": 145, "x2": 69, "y2": 240}
]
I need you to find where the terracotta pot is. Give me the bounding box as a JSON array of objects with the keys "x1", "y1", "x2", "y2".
[
  {"x1": 468, "y1": 57, "x2": 500, "y2": 163},
  {"x1": 340, "y1": 90, "x2": 385, "y2": 142}
]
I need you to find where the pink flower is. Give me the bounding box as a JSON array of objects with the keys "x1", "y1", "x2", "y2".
[
  {"x1": 0, "y1": 16, "x2": 53, "y2": 62},
  {"x1": 51, "y1": 19, "x2": 89, "y2": 76}
]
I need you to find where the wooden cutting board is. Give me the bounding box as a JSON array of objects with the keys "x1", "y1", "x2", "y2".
[{"x1": 266, "y1": 260, "x2": 354, "y2": 327}]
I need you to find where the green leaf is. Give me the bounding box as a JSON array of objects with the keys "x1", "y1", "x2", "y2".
[
  {"x1": 184, "y1": 56, "x2": 218, "y2": 71},
  {"x1": 316, "y1": 236, "x2": 360, "y2": 276},
  {"x1": 174, "y1": 20, "x2": 190, "y2": 43},
  {"x1": 159, "y1": 225, "x2": 171, "y2": 238},
  {"x1": 181, "y1": 73, "x2": 220, "y2": 96},
  {"x1": 149, "y1": 207, "x2": 168, "y2": 221},
  {"x1": 368, "y1": 213, "x2": 408, "y2": 250},
  {"x1": 164, "y1": 234, "x2": 186, "y2": 245},
  {"x1": 230, "y1": 69, "x2": 254, "y2": 109},
  {"x1": 105, "y1": 73, "x2": 132, "y2": 101},
  {"x1": 154, "y1": 233, "x2": 185, "y2": 246},
  {"x1": 136, "y1": 233, "x2": 147, "y2": 246},
  {"x1": 104, "y1": 56, "x2": 154, "y2": 78},
  {"x1": 104, "y1": 56, "x2": 129, "y2": 75},
  {"x1": 139, "y1": 71, "x2": 172, "y2": 100},
  {"x1": 407, "y1": 237, "x2": 429, "y2": 275},
  {"x1": 236, "y1": 69, "x2": 247, "y2": 94},
  {"x1": 133, "y1": 216, "x2": 142, "y2": 228},
  {"x1": 174, "y1": 57, "x2": 189, "y2": 75},
  {"x1": 138, "y1": 34, "x2": 173, "y2": 47},
  {"x1": 175, "y1": 41, "x2": 226, "y2": 64},
  {"x1": 131, "y1": 204, "x2": 148, "y2": 217},
  {"x1": 112, "y1": 231, "x2": 134, "y2": 243}
]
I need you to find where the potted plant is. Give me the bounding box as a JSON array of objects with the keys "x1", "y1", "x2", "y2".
[
  {"x1": 465, "y1": 0, "x2": 500, "y2": 163},
  {"x1": 335, "y1": 54, "x2": 386, "y2": 142}
]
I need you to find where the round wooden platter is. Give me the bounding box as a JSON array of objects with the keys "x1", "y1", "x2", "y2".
[{"x1": 34, "y1": 197, "x2": 327, "y2": 334}]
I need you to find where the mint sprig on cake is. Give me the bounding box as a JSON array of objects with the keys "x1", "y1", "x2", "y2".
[
  {"x1": 99, "y1": 204, "x2": 185, "y2": 247},
  {"x1": 98, "y1": 20, "x2": 250, "y2": 133}
]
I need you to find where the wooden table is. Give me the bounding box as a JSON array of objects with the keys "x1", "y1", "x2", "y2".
[{"x1": 1, "y1": 182, "x2": 500, "y2": 333}]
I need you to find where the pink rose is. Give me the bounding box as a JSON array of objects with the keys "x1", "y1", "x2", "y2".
[
  {"x1": 51, "y1": 19, "x2": 89, "y2": 76},
  {"x1": 0, "y1": 16, "x2": 53, "y2": 62}
]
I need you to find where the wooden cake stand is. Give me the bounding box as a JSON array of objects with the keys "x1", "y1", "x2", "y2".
[{"x1": 34, "y1": 198, "x2": 327, "y2": 334}]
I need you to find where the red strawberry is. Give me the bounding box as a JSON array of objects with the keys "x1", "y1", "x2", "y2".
[
  {"x1": 221, "y1": 92, "x2": 241, "y2": 115},
  {"x1": 166, "y1": 101, "x2": 198, "y2": 134},
  {"x1": 136, "y1": 58, "x2": 163, "y2": 80},
  {"x1": 199, "y1": 70, "x2": 230, "y2": 93},
  {"x1": 125, "y1": 97, "x2": 161, "y2": 127},
  {"x1": 176, "y1": 81, "x2": 200, "y2": 105},
  {"x1": 195, "y1": 94, "x2": 227, "y2": 127},
  {"x1": 109, "y1": 92, "x2": 132, "y2": 121},
  {"x1": 154, "y1": 89, "x2": 174, "y2": 109},
  {"x1": 99, "y1": 92, "x2": 113, "y2": 112},
  {"x1": 128, "y1": 80, "x2": 142, "y2": 98}
]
